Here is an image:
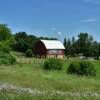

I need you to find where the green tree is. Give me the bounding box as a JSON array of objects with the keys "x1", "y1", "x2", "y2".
[
  {"x1": 15, "y1": 32, "x2": 27, "y2": 41},
  {"x1": 71, "y1": 36, "x2": 76, "y2": 55},
  {"x1": 12, "y1": 32, "x2": 39, "y2": 53},
  {"x1": 66, "y1": 38, "x2": 72, "y2": 55},
  {"x1": 78, "y1": 33, "x2": 88, "y2": 54},
  {"x1": 92, "y1": 41, "x2": 99, "y2": 59},
  {"x1": 77, "y1": 33, "x2": 94, "y2": 56},
  {"x1": 39, "y1": 37, "x2": 57, "y2": 40},
  {"x1": 98, "y1": 43, "x2": 100, "y2": 56},
  {"x1": 0, "y1": 24, "x2": 12, "y2": 41},
  {"x1": 63, "y1": 37, "x2": 67, "y2": 56}
]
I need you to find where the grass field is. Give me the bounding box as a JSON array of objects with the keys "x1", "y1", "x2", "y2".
[{"x1": 0, "y1": 52, "x2": 100, "y2": 99}]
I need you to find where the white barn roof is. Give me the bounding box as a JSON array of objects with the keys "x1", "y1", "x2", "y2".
[{"x1": 41, "y1": 40, "x2": 65, "y2": 50}]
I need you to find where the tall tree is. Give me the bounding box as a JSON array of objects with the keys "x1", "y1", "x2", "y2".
[
  {"x1": 77, "y1": 33, "x2": 94, "y2": 56},
  {"x1": 66, "y1": 38, "x2": 72, "y2": 55},
  {"x1": 15, "y1": 32, "x2": 27, "y2": 41},
  {"x1": 12, "y1": 32, "x2": 39, "y2": 53},
  {"x1": 71, "y1": 36, "x2": 76, "y2": 55},
  {"x1": 63, "y1": 37, "x2": 67, "y2": 56},
  {"x1": 0, "y1": 24, "x2": 12, "y2": 41}
]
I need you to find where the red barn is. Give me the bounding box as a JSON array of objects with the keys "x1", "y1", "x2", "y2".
[{"x1": 35, "y1": 40, "x2": 65, "y2": 59}]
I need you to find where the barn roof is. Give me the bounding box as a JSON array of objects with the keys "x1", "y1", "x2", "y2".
[{"x1": 40, "y1": 40, "x2": 65, "y2": 50}]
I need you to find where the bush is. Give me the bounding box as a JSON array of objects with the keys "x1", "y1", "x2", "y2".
[
  {"x1": 0, "y1": 42, "x2": 16, "y2": 65},
  {"x1": 0, "y1": 42, "x2": 10, "y2": 53},
  {"x1": 43, "y1": 58, "x2": 63, "y2": 70},
  {"x1": 67, "y1": 61, "x2": 96, "y2": 76},
  {"x1": 0, "y1": 53, "x2": 16, "y2": 64},
  {"x1": 67, "y1": 61, "x2": 80, "y2": 74},
  {"x1": 25, "y1": 49, "x2": 33, "y2": 57}
]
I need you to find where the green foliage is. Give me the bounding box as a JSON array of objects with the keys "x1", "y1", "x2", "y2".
[
  {"x1": 0, "y1": 53, "x2": 16, "y2": 64},
  {"x1": 0, "y1": 24, "x2": 12, "y2": 41},
  {"x1": 0, "y1": 42, "x2": 16, "y2": 65},
  {"x1": 67, "y1": 61, "x2": 96, "y2": 76},
  {"x1": 25, "y1": 49, "x2": 33, "y2": 57},
  {"x1": 39, "y1": 37, "x2": 57, "y2": 40},
  {"x1": 12, "y1": 32, "x2": 39, "y2": 53},
  {"x1": 12, "y1": 40, "x2": 29, "y2": 52},
  {"x1": 63, "y1": 37, "x2": 67, "y2": 56},
  {"x1": 64, "y1": 33, "x2": 100, "y2": 58},
  {"x1": 67, "y1": 61, "x2": 80, "y2": 74},
  {"x1": 43, "y1": 58, "x2": 63, "y2": 70},
  {"x1": 0, "y1": 41, "x2": 11, "y2": 53}
]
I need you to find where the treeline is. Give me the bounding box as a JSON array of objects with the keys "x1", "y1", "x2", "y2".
[
  {"x1": 11, "y1": 32, "x2": 57, "y2": 54},
  {"x1": 0, "y1": 24, "x2": 100, "y2": 59},
  {"x1": 0, "y1": 24, "x2": 57, "y2": 55},
  {"x1": 64, "y1": 33, "x2": 100, "y2": 59}
]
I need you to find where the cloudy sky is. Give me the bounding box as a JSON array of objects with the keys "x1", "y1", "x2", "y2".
[{"x1": 0, "y1": 0, "x2": 100, "y2": 41}]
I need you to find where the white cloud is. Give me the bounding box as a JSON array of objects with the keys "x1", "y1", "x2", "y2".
[
  {"x1": 83, "y1": 18, "x2": 97, "y2": 22},
  {"x1": 57, "y1": 32, "x2": 63, "y2": 35}
]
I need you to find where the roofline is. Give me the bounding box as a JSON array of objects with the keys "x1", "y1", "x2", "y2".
[{"x1": 40, "y1": 39, "x2": 65, "y2": 50}]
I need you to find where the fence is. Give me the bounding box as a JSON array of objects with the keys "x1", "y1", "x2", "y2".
[{"x1": 16, "y1": 57, "x2": 45, "y2": 64}]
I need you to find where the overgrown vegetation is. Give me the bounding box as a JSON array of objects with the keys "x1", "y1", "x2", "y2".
[
  {"x1": 0, "y1": 58, "x2": 99, "y2": 99},
  {"x1": 0, "y1": 23, "x2": 100, "y2": 59},
  {"x1": 25, "y1": 49, "x2": 33, "y2": 57},
  {"x1": 67, "y1": 61, "x2": 96, "y2": 76},
  {"x1": 43, "y1": 58, "x2": 63, "y2": 70},
  {"x1": 0, "y1": 43, "x2": 16, "y2": 64}
]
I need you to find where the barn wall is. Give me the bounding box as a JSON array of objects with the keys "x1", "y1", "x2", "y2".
[
  {"x1": 47, "y1": 50, "x2": 65, "y2": 59},
  {"x1": 35, "y1": 41, "x2": 46, "y2": 57},
  {"x1": 47, "y1": 50, "x2": 64, "y2": 55}
]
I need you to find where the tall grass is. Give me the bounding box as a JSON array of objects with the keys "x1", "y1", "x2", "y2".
[{"x1": 0, "y1": 52, "x2": 100, "y2": 99}]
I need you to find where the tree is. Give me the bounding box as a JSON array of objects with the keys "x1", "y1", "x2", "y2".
[
  {"x1": 66, "y1": 38, "x2": 72, "y2": 55},
  {"x1": 97, "y1": 43, "x2": 100, "y2": 59},
  {"x1": 0, "y1": 24, "x2": 12, "y2": 41},
  {"x1": 63, "y1": 37, "x2": 67, "y2": 56},
  {"x1": 72, "y1": 36, "x2": 75, "y2": 44},
  {"x1": 39, "y1": 37, "x2": 57, "y2": 40},
  {"x1": 15, "y1": 32, "x2": 27, "y2": 41},
  {"x1": 12, "y1": 32, "x2": 39, "y2": 53},
  {"x1": 92, "y1": 41, "x2": 99, "y2": 59},
  {"x1": 71, "y1": 36, "x2": 76, "y2": 55},
  {"x1": 78, "y1": 33, "x2": 88, "y2": 54},
  {"x1": 77, "y1": 33, "x2": 95, "y2": 56}
]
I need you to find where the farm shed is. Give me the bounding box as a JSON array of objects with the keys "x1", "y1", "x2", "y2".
[{"x1": 35, "y1": 40, "x2": 65, "y2": 59}]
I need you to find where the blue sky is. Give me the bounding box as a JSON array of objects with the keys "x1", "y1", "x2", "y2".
[{"x1": 0, "y1": 0, "x2": 100, "y2": 41}]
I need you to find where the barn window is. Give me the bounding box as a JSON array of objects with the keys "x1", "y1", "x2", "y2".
[{"x1": 48, "y1": 50, "x2": 62, "y2": 54}]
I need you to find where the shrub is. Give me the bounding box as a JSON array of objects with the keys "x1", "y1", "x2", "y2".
[
  {"x1": 0, "y1": 53, "x2": 16, "y2": 64},
  {"x1": 67, "y1": 61, "x2": 96, "y2": 76},
  {"x1": 79, "y1": 61, "x2": 96, "y2": 76},
  {"x1": 0, "y1": 42, "x2": 16, "y2": 65},
  {"x1": 67, "y1": 61, "x2": 80, "y2": 74},
  {"x1": 25, "y1": 49, "x2": 33, "y2": 57},
  {"x1": 0, "y1": 42, "x2": 10, "y2": 53},
  {"x1": 43, "y1": 58, "x2": 63, "y2": 70}
]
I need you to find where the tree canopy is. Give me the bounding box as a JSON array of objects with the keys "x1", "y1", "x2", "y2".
[
  {"x1": 0, "y1": 24, "x2": 12, "y2": 41},
  {"x1": 63, "y1": 33, "x2": 100, "y2": 59}
]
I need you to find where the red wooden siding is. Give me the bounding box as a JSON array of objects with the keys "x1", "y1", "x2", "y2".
[{"x1": 35, "y1": 41, "x2": 46, "y2": 56}]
